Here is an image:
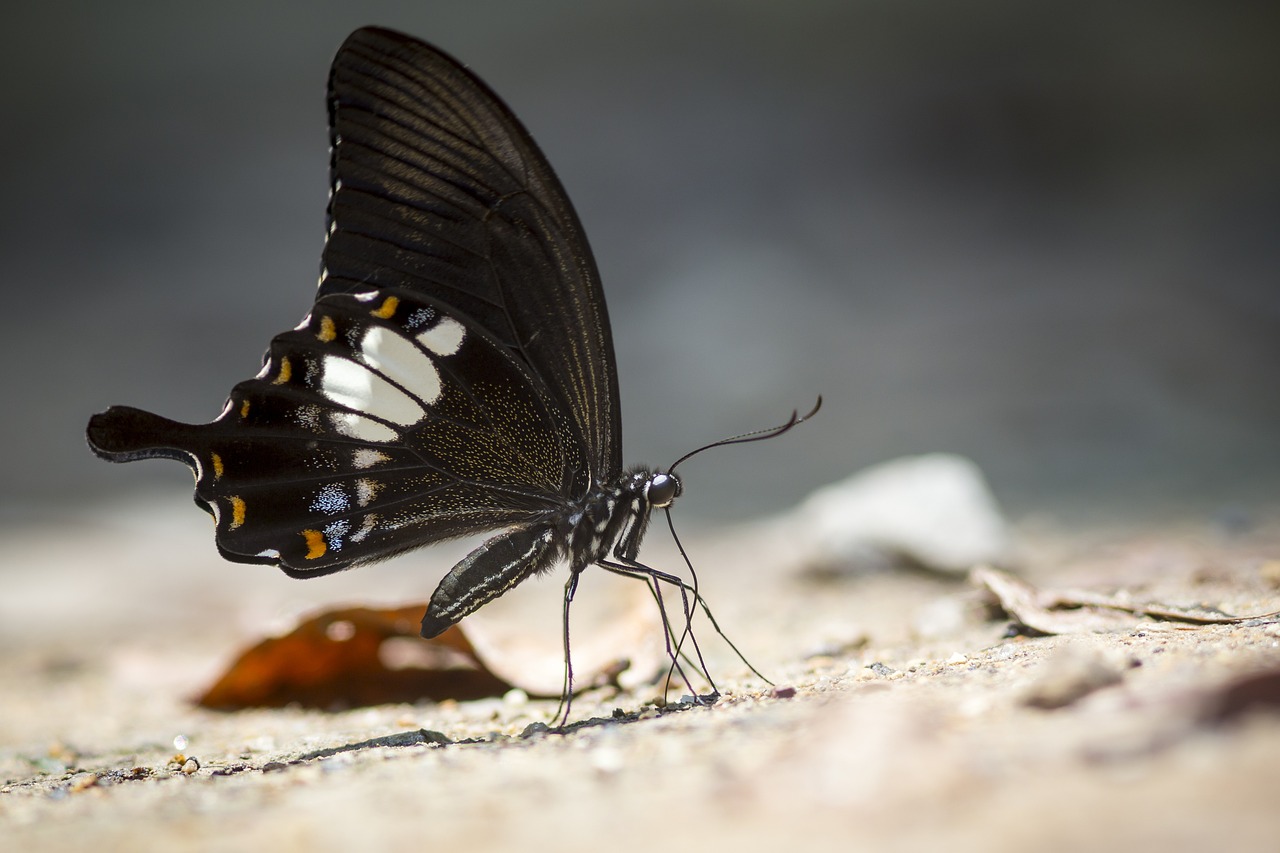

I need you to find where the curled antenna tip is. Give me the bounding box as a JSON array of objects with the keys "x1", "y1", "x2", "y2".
[
  {"x1": 797, "y1": 396, "x2": 823, "y2": 423},
  {"x1": 668, "y1": 394, "x2": 824, "y2": 473}
]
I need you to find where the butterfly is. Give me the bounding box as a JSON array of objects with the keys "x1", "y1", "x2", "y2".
[{"x1": 87, "y1": 26, "x2": 817, "y2": 709}]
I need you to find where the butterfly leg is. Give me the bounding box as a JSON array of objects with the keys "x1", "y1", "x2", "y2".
[
  {"x1": 601, "y1": 555, "x2": 772, "y2": 693},
  {"x1": 598, "y1": 558, "x2": 719, "y2": 705},
  {"x1": 554, "y1": 566, "x2": 585, "y2": 727}
]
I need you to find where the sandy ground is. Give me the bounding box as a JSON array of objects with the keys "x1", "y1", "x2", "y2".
[{"x1": 3, "y1": 500, "x2": 1280, "y2": 851}]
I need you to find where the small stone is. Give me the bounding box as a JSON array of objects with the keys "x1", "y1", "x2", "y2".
[
  {"x1": 521, "y1": 721, "x2": 551, "y2": 739},
  {"x1": 1023, "y1": 646, "x2": 1123, "y2": 709},
  {"x1": 771, "y1": 685, "x2": 798, "y2": 699},
  {"x1": 792, "y1": 453, "x2": 1009, "y2": 574},
  {"x1": 181, "y1": 757, "x2": 200, "y2": 774},
  {"x1": 867, "y1": 662, "x2": 896, "y2": 677},
  {"x1": 67, "y1": 772, "x2": 98, "y2": 793},
  {"x1": 1200, "y1": 665, "x2": 1280, "y2": 724}
]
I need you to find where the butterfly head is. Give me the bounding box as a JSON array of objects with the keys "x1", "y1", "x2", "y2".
[{"x1": 645, "y1": 471, "x2": 682, "y2": 509}]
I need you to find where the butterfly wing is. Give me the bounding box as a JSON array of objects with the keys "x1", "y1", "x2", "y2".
[
  {"x1": 322, "y1": 27, "x2": 621, "y2": 490},
  {"x1": 88, "y1": 27, "x2": 622, "y2": 578},
  {"x1": 88, "y1": 288, "x2": 579, "y2": 574}
]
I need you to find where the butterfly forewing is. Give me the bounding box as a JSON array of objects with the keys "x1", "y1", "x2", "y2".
[{"x1": 322, "y1": 28, "x2": 621, "y2": 488}]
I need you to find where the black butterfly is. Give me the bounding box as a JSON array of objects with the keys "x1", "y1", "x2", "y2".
[{"x1": 87, "y1": 27, "x2": 815, "y2": 706}]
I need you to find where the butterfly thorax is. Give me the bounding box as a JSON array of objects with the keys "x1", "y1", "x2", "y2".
[
  {"x1": 555, "y1": 467, "x2": 683, "y2": 571},
  {"x1": 561, "y1": 467, "x2": 671, "y2": 571}
]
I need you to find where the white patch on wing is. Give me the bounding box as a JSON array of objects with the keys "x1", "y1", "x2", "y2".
[
  {"x1": 257, "y1": 548, "x2": 281, "y2": 559},
  {"x1": 355, "y1": 478, "x2": 379, "y2": 507},
  {"x1": 358, "y1": 326, "x2": 442, "y2": 406},
  {"x1": 329, "y1": 411, "x2": 397, "y2": 443},
  {"x1": 351, "y1": 514, "x2": 377, "y2": 543},
  {"x1": 324, "y1": 519, "x2": 350, "y2": 551},
  {"x1": 352, "y1": 448, "x2": 391, "y2": 469},
  {"x1": 418, "y1": 316, "x2": 466, "y2": 356},
  {"x1": 312, "y1": 483, "x2": 350, "y2": 515},
  {"x1": 321, "y1": 354, "x2": 423, "y2": 425},
  {"x1": 295, "y1": 405, "x2": 322, "y2": 430},
  {"x1": 405, "y1": 307, "x2": 435, "y2": 331}
]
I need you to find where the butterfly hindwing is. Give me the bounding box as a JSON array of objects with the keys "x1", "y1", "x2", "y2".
[
  {"x1": 89, "y1": 287, "x2": 581, "y2": 575},
  {"x1": 322, "y1": 28, "x2": 621, "y2": 490}
]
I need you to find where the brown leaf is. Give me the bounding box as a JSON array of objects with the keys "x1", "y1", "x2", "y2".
[
  {"x1": 196, "y1": 604, "x2": 511, "y2": 710},
  {"x1": 971, "y1": 566, "x2": 1280, "y2": 636}
]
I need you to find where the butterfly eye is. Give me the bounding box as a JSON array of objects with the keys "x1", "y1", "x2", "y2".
[{"x1": 646, "y1": 472, "x2": 681, "y2": 508}]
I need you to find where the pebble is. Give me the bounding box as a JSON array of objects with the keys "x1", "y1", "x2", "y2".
[
  {"x1": 1023, "y1": 646, "x2": 1124, "y2": 709},
  {"x1": 790, "y1": 453, "x2": 1009, "y2": 574},
  {"x1": 67, "y1": 772, "x2": 97, "y2": 793},
  {"x1": 521, "y1": 721, "x2": 551, "y2": 739}
]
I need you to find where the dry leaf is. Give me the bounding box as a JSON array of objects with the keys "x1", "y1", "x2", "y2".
[
  {"x1": 971, "y1": 566, "x2": 1280, "y2": 636},
  {"x1": 197, "y1": 604, "x2": 510, "y2": 710}
]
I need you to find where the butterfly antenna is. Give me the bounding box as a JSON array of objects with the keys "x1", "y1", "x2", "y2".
[{"x1": 667, "y1": 396, "x2": 822, "y2": 474}]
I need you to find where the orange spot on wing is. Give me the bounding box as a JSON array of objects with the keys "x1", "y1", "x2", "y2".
[
  {"x1": 273, "y1": 357, "x2": 292, "y2": 385},
  {"x1": 239, "y1": 399, "x2": 251, "y2": 418},
  {"x1": 211, "y1": 452, "x2": 224, "y2": 480},
  {"x1": 302, "y1": 529, "x2": 327, "y2": 559},
  {"x1": 371, "y1": 296, "x2": 399, "y2": 319},
  {"x1": 317, "y1": 315, "x2": 336, "y2": 342},
  {"x1": 229, "y1": 496, "x2": 246, "y2": 530}
]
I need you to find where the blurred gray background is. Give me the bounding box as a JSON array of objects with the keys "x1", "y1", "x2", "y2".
[{"x1": 3, "y1": 0, "x2": 1278, "y2": 528}]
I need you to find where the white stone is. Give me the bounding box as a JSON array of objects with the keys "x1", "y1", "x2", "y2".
[{"x1": 792, "y1": 453, "x2": 1008, "y2": 574}]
